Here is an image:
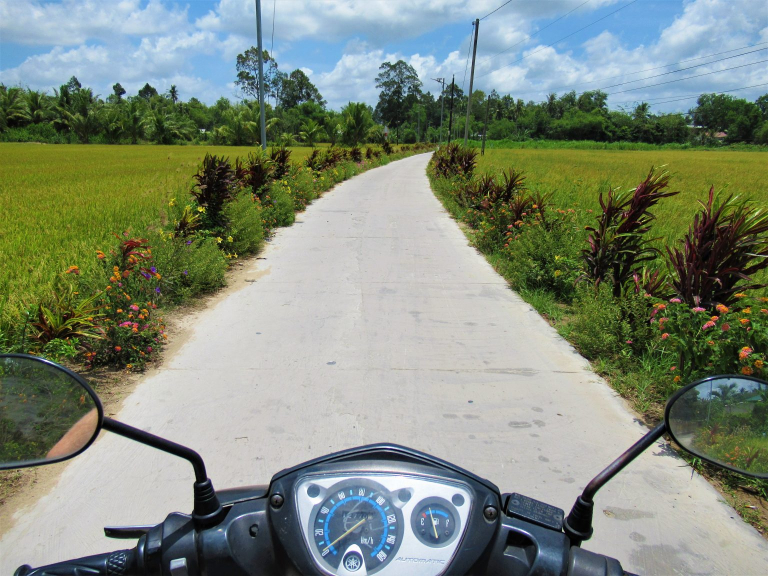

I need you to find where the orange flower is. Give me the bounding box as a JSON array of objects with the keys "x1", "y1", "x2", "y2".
[
  {"x1": 114, "y1": 346, "x2": 122, "y2": 352},
  {"x1": 96, "y1": 250, "x2": 106, "y2": 260},
  {"x1": 743, "y1": 308, "x2": 751, "y2": 314},
  {"x1": 741, "y1": 366, "x2": 754, "y2": 375},
  {"x1": 734, "y1": 293, "x2": 747, "y2": 298},
  {"x1": 673, "y1": 376, "x2": 681, "y2": 383},
  {"x1": 65, "y1": 265, "x2": 80, "y2": 275},
  {"x1": 739, "y1": 347, "x2": 753, "y2": 360},
  {"x1": 116, "y1": 309, "x2": 123, "y2": 313},
  {"x1": 716, "y1": 304, "x2": 729, "y2": 314},
  {"x1": 740, "y1": 318, "x2": 750, "y2": 325},
  {"x1": 755, "y1": 359, "x2": 764, "y2": 369},
  {"x1": 710, "y1": 316, "x2": 719, "y2": 322}
]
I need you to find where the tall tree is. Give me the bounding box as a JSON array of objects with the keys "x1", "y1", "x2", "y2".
[
  {"x1": 138, "y1": 83, "x2": 158, "y2": 101},
  {"x1": 112, "y1": 83, "x2": 126, "y2": 102},
  {"x1": 235, "y1": 47, "x2": 280, "y2": 101},
  {"x1": 168, "y1": 85, "x2": 179, "y2": 105},
  {"x1": 374, "y1": 60, "x2": 422, "y2": 130},
  {"x1": 279, "y1": 70, "x2": 325, "y2": 109}
]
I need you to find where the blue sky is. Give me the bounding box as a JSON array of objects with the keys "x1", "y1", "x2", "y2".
[{"x1": 1, "y1": 0, "x2": 766, "y2": 113}]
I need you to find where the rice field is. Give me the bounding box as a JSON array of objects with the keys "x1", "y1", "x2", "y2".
[
  {"x1": 0, "y1": 144, "x2": 316, "y2": 326},
  {"x1": 475, "y1": 148, "x2": 768, "y2": 243}
]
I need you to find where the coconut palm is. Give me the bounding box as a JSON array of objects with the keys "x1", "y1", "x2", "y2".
[
  {"x1": 0, "y1": 86, "x2": 30, "y2": 131},
  {"x1": 169, "y1": 85, "x2": 179, "y2": 105},
  {"x1": 26, "y1": 90, "x2": 52, "y2": 124},
  {"x1": 341, "y1": 102, "x2": 373, "y2": 146},
  {"x1": 299, "y1": 118, "x2": 324, "y2": 147}
]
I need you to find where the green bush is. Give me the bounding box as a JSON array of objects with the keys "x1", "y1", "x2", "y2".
[
  {"x1": 223, "y1": 190, "x2": 265, "y2": 256},
  {"x1": 503, "y1": 210, "x2": 585, "y2": 303},
  {"x1": 262, "y1": 181, "x2": 295, "y2": 229},
  {"x1": 569, "y1": 284, "x2": 629, "y2": 360}
]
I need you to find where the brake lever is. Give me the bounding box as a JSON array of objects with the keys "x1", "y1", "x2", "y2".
[{"x1": 104, "y1": 525, "x2": 155, "y2": 539}]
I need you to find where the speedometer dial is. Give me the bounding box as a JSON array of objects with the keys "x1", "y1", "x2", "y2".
[{"x1": 312, "y1": 482, "x2": 403, "y2": 573}]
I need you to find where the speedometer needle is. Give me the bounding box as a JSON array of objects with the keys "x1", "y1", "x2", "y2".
[
  {"x1": 323, "y1": 517, "x2": 367, "y2": 553},
  {"x1": 428, "y1": 508, "x2": 439, "y2": 539}
]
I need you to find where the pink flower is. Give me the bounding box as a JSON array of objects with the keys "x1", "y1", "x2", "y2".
[
  {"x1": 702, "y1": 321, "x2": 716, "y2": 330},
  {"x1": 692, "y1": 307, "x2": 706, "y2": 313},
  {"x1": 119, "y1": 321, "x2": 132, "y2": 327},
  {"x1": 130, "y1": 304, "x2": 139, "y2": 311},
  {"x1": 669, "y1": 298, "x2": 682, "y2": 304},
  {"x1": 661, "y1": 333, "x2": 670, "y2": 340}
]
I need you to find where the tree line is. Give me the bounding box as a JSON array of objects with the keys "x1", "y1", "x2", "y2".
[{"x1": 1, "y1": 49, "x2": 767, "y2": 146}]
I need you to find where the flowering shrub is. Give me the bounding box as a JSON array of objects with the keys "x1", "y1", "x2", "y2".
[
  {"x1": 652, "y1": 293, "x2": 768, "y2": 384},
  {"x1": 89, "y1": 234, "x2": 166, "y2": 370}
]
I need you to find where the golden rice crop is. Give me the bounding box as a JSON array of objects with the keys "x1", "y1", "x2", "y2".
[
  {"x1": 0, "y1": 143, "x2": 316, "y2": 327},
  {"x1": 476, "y1": 148, "x2": 768, "y2": 243}
]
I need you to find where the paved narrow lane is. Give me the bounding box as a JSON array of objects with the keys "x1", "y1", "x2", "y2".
[{"x1": 2, "y1": 153, "x2": 767, "y2": 573}]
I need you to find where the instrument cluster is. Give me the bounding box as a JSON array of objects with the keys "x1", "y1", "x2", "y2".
[{"x1": 295, "y1": 473, "x2": 473, "y2": 575}]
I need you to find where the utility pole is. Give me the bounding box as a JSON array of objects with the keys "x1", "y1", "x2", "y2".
[
  {"x1": 447, "y1": 75, "x2": 455, "y2": 143},
  {"x1": 464, "y1": 19, "x2": 479, "y2": 146},
  {"x1": 255, "y1": 0, "x2": 267, "y2": 150},
  {"x1": 481, "y1": 95, "x2": 491, "y2": 155},
  {"x1": 431, "y1": 77, "x2": 445, "y2": 144}
]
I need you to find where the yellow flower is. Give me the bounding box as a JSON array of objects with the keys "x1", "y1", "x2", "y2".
[
  {"x1": 197, "y1": 206, "x2": 206, "y2": 213},
  {"x1": 216, "y1": 237, "x2": 223, "y2": 244},
  {"x1": 755, "y1": 359, "x2": 764, "y2": 369},
  {"x1": 743, "y1": 308, "x2": 751, "y2": 314},
  {"x1": 554, "y1": 270, "x2": 562, "y2": 277},
  {"x1": 734, "y1": 292, "x2": 747, "y2": 298},
  {"x1": 168, "y1": 198, "x2": 176, "y2": 207},
  {"x1": 227, "y1": 236, "x2": 233, "y2": 243}
]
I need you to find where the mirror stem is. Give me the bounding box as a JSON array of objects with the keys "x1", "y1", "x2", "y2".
[
  {"x1": 102, "y1": 418, "x2": 224, "y2": 527},
  {"x1": 564, "y1": 422, "x2": 666, "y2": 546}
]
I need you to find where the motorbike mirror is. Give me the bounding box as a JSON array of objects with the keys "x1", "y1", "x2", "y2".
[
  {"x1": 665, "y1": 375, "x2": 768, "y2": 478},
  {"x1": 0, "y1": 354, "x2": 103, "y2": 470}
]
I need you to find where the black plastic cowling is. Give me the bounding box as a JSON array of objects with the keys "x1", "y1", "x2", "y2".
[{"x1": 14, "y1": 548, "x2": 140, "y2": 576}]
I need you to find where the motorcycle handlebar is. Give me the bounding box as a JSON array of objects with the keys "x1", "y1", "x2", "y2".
[{"x1": 14, "y1": 548, "x2": 140, "y2": 576}]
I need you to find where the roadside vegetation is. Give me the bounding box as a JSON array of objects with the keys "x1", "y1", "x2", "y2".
[
  {"x1": 428, "y1": 144, "x2": 768, "y2": 532},
  {"x1": 0, "y1": 142, "x2": 434, "y2": 371}
]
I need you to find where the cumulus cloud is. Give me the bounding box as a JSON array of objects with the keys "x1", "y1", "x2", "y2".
[{"x1": 0, "y1": 0, "x2": 190, "y2": 45}]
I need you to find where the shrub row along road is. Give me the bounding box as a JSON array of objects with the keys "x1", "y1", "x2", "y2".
[{"x1": 2, "y1": 154, "x2": 766, "y2": 574}]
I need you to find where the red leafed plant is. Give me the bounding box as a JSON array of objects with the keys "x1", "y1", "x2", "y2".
[
  {"x1": 666, "y1": 187, "x2": 768, "y2": 307},
  {"x1": 582, "y1": 167, "x2": 678, "y2": 297}
]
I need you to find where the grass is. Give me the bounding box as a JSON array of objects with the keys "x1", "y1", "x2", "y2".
[
  {"x1": 0, "y1": 144, "x2": 317, "y2": 328},
  {"x1": 474, "y1": 148, "x2": 768, "y2": 244}
]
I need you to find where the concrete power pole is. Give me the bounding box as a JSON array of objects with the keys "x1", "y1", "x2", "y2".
[
  {"x1": 432, "y1": 77, "x2": 445, "y2": 144},
  {"x1": 464, "y1": 18, "x2": 479, "y2": 146},
  {"x1": 255, "y1": 0, "x2": 267, "y2": 150},
  {"x1": 447, "y1": 75, "x2": 455, "y2": 143}
]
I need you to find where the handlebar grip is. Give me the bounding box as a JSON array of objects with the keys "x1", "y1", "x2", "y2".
[{"x1": 14, "y1": 548, "x2": 139, "y2": 576}]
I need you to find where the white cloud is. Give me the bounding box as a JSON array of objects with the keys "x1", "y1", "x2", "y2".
[{"x1": 0, "y1": 0, "x2": 190, "y2": 45}]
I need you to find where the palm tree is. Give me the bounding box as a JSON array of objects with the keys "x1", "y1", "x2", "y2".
[
  {"x1": 342, "y1": 102, "x2": 373, "y2": 146},
  {"x1": 299, "y1": 118, "x2": 324, "y2": 147},
  {"x1": 101, "y1": 106, "x2": 124, "y2": 144},
  {"x1": 123, "y1": 99, "x2": 145, "y2": 144},
  {"x1": 712, "y1": 383, "x2": 738, "y2": 413},
  {"x1": 168, "y1": 85, "x2": 179, "y2": 105},
  {"x1": 26, "y1": 90, "x2": 52, "y2": 124},
  {"x1": 0, "y1": 86, "x2": 30, "y2": 131}
]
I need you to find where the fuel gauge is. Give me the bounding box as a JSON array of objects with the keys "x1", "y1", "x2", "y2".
[{"x1": 411, "y1": 498, "x2": 459, "y2": 548}]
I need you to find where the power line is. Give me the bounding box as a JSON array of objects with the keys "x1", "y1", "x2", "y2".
[
  {"x1": 461, "y1": 23, "x2": 474, "y2": 91},
  {"x1": 270, "y1": 0, "x2": 276, "y2": 57},
  {"x1": 478, "y1": 0, "x2": 591, "y2": 67},
  {"x1": 616, "y1": 83, "x2": 768, "y2": 107},
  {"x1": 480, "y1": 0, "x2": 514, "y2": 21},
  {"x1": 479, "y1": 0, "x2": 639, "y2": 79},
  {"x1": 607, "y1": 58, "x2": 768, "y2": 95},
  {"x1": 593, "y1": 47, "x2": 768, "y2": 92},
  {"x1": 543, "y1": 42, "x2": 768, "y2": 95}
]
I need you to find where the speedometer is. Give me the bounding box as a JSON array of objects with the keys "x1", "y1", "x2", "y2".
[{"x1": 311, "y1": 481, "x2": 403, "y2": 573}]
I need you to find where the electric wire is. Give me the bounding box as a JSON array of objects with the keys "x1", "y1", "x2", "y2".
[
  {"x1": 593, "y1": 46, "x2": 767, "y2": 92},
  {"x1": 461, "y1": 23, "x2": 475, "y2": 91},
  {"x1": 607, "y1": 58, "x2": 768, "y2": 95},
  {"x1": 542, "y1": 42, "x2": 768, "y2": 95},
  {"x1": 478, "y1": 0, "x2": 591, "y2": 68},
  {"x1": 479, "y1": 0, "x2": 639, "y2": 78},
  {"x1": 613, "y1": 82, "x2": 768, "y2": 106},
  {"x1": 480, "y1": 0, "x2": 514, "y2": 21},
  {"x1": 270, "y1": 0, "x2": 276, "y2": 57}
]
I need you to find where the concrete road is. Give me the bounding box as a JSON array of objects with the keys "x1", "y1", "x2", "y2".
[{"x1": 2, "y1": 153, "x2": 767, "y2": 574}]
